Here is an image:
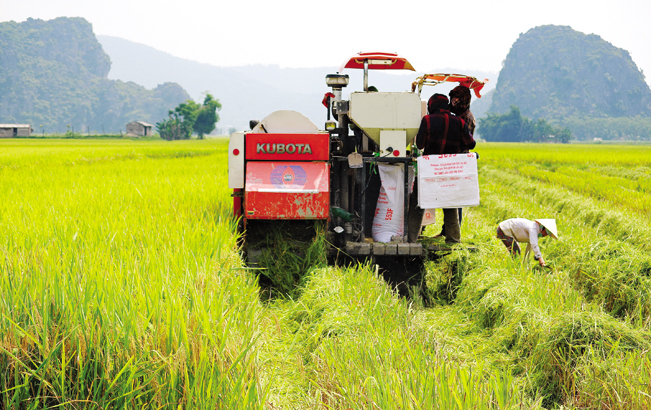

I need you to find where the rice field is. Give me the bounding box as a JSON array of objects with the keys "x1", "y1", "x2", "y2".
[{"x1": 1, "y1": 138, "x2": 650, "y2": 409}]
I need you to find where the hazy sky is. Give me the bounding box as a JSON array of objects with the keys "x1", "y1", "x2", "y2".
[{"x1": 3, "y1": 0, "x2": 651, "y2": 85}]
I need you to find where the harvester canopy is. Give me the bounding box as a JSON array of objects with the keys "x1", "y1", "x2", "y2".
[
  {"x1": 338, "y1": 52, "x2": 417, "y2": 93},
  {"x1": 411, "y1": 73, "x2": 488, "y2": 98},
  {"x1": 338, "y1": 52, "x2": 416, "y2": 72}
]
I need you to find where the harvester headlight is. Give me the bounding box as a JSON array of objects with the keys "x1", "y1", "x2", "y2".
[{"x1": 325, "y1": 121, "x2": 337, "y2": 131}]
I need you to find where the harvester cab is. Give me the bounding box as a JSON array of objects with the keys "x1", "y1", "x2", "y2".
[{"x1": 229, "y1": 51, "x2": 486, "y2": 269}]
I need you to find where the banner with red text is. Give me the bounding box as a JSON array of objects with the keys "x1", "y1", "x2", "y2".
[{"x1": 417, "y1": 153, "x2": 479, "y2": 208}]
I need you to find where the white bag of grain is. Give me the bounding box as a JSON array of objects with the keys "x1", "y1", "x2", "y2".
[{"x1": 372, "y1": 164, "x2": 414, "y2": 242}]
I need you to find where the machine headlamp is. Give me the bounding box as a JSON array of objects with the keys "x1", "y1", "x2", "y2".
[{"x1": 325, "y1": 121, "x2": 337, "y2": 131}]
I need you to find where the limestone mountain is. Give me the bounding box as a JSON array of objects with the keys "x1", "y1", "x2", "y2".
[
  {"x1": 489, "y1": 25, "x2": 651, "y2": 120},
  {"x1": 0, "y1": 17, "x2": 190, "y2": 133}
]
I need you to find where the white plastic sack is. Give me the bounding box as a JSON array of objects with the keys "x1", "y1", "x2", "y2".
[
  {"x1": 417, "y1": 154, "x2": 479, "y2": 209},
  {"x1": 372, "y1": 164, "x2": 414, "y2": 242}
]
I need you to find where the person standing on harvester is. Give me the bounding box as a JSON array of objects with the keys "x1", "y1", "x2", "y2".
[
  {"x1": 408, "y1": 93, "x2": 475, "y2": 244},
  {"x1": 434, "y1": 85, "x2": 476, "y2": 239},
  {"x1": 449, "y1": 85, "x2": 476, "y2": 135},
  {"x1": 496, "y1": 218, "x2": 558, "y2": 267}
]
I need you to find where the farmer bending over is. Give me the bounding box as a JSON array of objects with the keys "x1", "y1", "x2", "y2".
[{"x1": 496, "y1": 218, "x2": 558, "y2": 267}]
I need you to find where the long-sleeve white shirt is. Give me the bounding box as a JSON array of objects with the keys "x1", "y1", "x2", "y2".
[{"x1": 498, "y1": 218, "x2": 542, "y2": 259}]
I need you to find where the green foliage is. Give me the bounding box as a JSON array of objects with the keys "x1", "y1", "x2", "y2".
[
  {"x1": 264, "y1": 264, "x2": 538, "y2": 409},
  {"x1": 158, "y1": 101, "x2": 197, "y2": 140},
  {"x1": 194, "y1": 94, "x2": 222, "y2": 139},
  {"x1": 156, "y1": 116, "x2": 185, "y2": 141},
  {"x1": 478, "y1": 105, "x2": 573, "y2": 142},
  {"x1": 430, "y1": 143, "x2": 651, "y2": 407},
  {"x1": 157, "y1": 94, "x2": 222, "y2": 140},
  {"x1": 489, "y1": 25, "x2": 651, "y2": 120}
]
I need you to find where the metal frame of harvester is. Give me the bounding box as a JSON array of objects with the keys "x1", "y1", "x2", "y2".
[{"x1": 228, "y1": 52, "x2": 486, "y2": 265}]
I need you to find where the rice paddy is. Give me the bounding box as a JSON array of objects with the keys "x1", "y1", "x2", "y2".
[{"x1": 1, "y1": 138, "x2": 650, "y2": 409}]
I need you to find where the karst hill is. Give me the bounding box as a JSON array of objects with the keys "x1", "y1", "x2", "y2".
[
  {"x1": 490, "y1": 25, "x2": 651, "y2": 120},
  {"x1": 0, "y1": 17, "x2": 189, "y2": 133}
]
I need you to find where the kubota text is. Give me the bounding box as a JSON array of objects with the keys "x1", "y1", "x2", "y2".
[{"x1": 256, "y1": 143, "x2": 313, "y2": 155}]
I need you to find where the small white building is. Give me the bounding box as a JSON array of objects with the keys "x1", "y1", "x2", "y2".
[
  {"x1": 126, "y1": 121, "x2": 153, "y2": 136},
  {"x1": 0, "y1": 124, "x2": 33, "y2": 138}
]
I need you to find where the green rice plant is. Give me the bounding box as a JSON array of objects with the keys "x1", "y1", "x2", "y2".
[
  {"x1": 0, "y1": 139, "x2": 270, "y2": 408},
  {"x1": 478, "y1": 164, "x2": 651, "y2": 321},
  {"x1": 314, "y1": 331, "x2": 544, "y2": 409},
  {"x1": 478, "y1": 142, "x2": 651, "y2": 167},
  {"x1": 244, "y1": 220, "x2": 328, "y2": 298},
  {"x1": 593, "y1": 164, "x2": 651, "y2": 181},
  {"x1": 441, "y1": 227, "x2": 650, "y2": 408},
  {"x1": 424, "y1": 247, "x2": 474, "y2": 305},
  {"x1": 570, "y1": 240, "x2": 651, "y2": 320},
  {"x1": 570, "y1": 348, "x2": 651, "y2": 409},
  {"x1": 523, "y1": 311, "x2": 650, "y2": 407},
  {"x1": 4, "y1": 139, "x2": 651, "y2": 409},
  {"x1": 515, "y1": 164, "x2": 651, "y2": 217},
  {"x1": 257, "y1": 263, "x2": 411, "y2": 406},
  {"x1": 435, "y1": 161, "x2": 651, "y2": 407},
  {"x1": 472, "y1": 274, "x2": 525, "y2": 330},
  {"x1": 261, "y1": 263, "x2": 541, "y2": 409}
]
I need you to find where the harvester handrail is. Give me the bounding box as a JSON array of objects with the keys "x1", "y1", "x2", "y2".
[{"x1": 411, "y1": 73, "x2": 488, "y2": 98}]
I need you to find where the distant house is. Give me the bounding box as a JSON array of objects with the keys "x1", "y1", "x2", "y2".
[
  {"x1": 0, "y1": 124, "x2": 33, "y2": 138},
  {"x1": 126, "y1": 121, "x2": 153, "y2": 136}
]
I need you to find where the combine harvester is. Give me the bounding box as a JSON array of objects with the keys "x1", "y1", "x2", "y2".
[{"x1": 229, "y1": 52, "x2": 486, "y2": 269}]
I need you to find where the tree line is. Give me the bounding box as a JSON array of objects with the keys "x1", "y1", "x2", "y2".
[
  {"x1": 478, "y1": 106, "x2": 573, "y2": 143},
  {"x1": 156, "y1": 94, "x2": 222, "y2": 140},
  {"x1": 556, "y1": 116, "x2": 651, "y2": 141}
]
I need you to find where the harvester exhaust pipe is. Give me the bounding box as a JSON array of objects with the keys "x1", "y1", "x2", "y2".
[
  {"x1": 325, "y1": 73, "x2": 349, "y2": 130},
  {"x1": 363, "y1": 59, "x2": 368, "y2": 92},
  {"x1": 325, "y1": 74, "x2": 349, "y2": 99}
]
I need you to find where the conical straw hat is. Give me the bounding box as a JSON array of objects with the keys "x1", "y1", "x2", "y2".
[{"x1": 535, "y1": 219, "x2": 558, "y2": 239}]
